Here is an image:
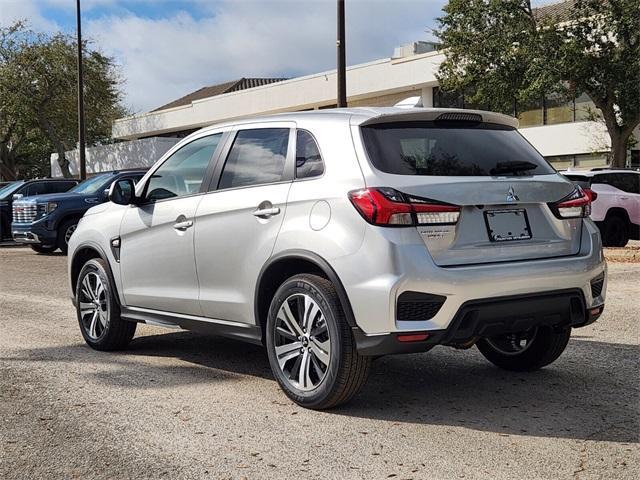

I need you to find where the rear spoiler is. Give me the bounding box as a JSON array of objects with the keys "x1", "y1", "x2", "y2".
[{"x1": 354, "y1": 108, "x2": 519, "y2": 129}]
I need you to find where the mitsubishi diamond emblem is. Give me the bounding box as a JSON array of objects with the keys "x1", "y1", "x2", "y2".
[{"x1": 506, "y1": 186, "x2": 519, "y2": 202}]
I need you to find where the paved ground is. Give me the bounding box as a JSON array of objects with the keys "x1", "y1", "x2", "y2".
[{"x1": 0, "y1": 247, "x2": 638, "y2": 480}]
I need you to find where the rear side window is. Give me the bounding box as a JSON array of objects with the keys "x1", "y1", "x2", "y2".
[
  {"x1": 296, "y1": 130, "x2": 324, "y2": 179},
  {"x1": 361, "y1": 121, "x2": 555, "y2": 177},
  {"x1": 219, "y1": 128, "x2": 289, "y2": 189}
]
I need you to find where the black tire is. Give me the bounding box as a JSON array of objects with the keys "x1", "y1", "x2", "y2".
[
  {"x1": 476, "y1": 326, "x2": 571, "y2": 372},
  {"x1": 57, "y1": 218, "x2": 79, "y2": 255},
  {"x1": 30, "y1": 244, "x2": 58, "y2": 254},
  {"x1": 266, "y1": 274, "x2": 371, "y2": 409},
  {"x1": 75, "y1": 257, "x2": 136, "y2": 351},
  {"x1": 601, "y1": 215, "x2": 629, "y2": 247}
]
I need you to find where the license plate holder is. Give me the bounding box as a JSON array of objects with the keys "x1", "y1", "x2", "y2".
[{"x1": 484, "y1": 209, "x2": 532, "y2": 242}]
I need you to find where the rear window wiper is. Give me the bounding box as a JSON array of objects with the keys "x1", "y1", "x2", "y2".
[{"x1": 490, "y1": 161, "x2": 539, "y2": 176}]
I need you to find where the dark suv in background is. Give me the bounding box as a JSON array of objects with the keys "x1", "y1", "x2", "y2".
[
  {"x1": 12, "y1": 170, "x2": 145, "y2": 254},
  {"x1": 0, "y1": 178, "x2": 79, "y2": 242}
]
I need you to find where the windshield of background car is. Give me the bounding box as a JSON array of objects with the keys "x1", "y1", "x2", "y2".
[
  {"x1": 0, "y1": 181, "x2": 23, "y2": 200},
  {"x1": 361, "y1": 121, "x2": 556, "y2": 176},
  {"x1": 69, "y1": 173, "x2": 114, "y2": 194}
]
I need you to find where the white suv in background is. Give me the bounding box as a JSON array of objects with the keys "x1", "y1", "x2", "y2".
[{"x1": 564, "y1": 169, "x2": 640, "y2": 246}]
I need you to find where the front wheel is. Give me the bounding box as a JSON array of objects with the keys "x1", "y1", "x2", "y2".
[
  {"x1": 58, "y1": 218, "x2": 79, "y2": 255},
  {"x1": 266, "y1": 274, "x2": 371, "y2": 409},
  {"x1": 476, "y1": 326, "x2": 571, "y2": 372},
  {"x1": 76, "y1": 257, "x2": 136, "y2": 351}
]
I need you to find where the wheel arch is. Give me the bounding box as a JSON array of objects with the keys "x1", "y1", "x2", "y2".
[
  {"x1": 70, "y1": 243, "x2": 117, "y2": 303},
  {"x1": 254, "y1": 250, "x2": 357, "y2": 343},
  {"x1": 604, "y1": 207, "x2": 631, "y2": 223}
]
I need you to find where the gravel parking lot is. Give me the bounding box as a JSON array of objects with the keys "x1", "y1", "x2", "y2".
[{"x1": 1, "y1": 247, "x2": 638, "y2": 479}]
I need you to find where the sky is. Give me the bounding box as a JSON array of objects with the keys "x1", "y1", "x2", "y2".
[{"x1": 0, "y1": 0, "x2": 550, "y2": 115}]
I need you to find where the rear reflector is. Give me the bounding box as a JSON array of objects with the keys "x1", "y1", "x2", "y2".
[
  {"x1": 348, "y1": 187, "x2": 460, "y2": 227},
  {"x1": 397, "y1": 333, "x2": 430, "y2": 343},
  {"x1": 549, "y1": 186, "x2": 591, "y2": 219}
]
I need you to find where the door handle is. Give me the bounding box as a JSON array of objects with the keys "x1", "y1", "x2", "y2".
[
  {"x1": 173, "y1": 220, "x2": 193, "y2": 231},
  {"x1": 620, "y1": 196, "x2": 629, "y2": 200},
  {"x1": 253, "y1": 207, "x2": 281, "y2": 218}
]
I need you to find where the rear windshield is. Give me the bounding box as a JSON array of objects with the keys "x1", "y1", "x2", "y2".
[
  {"x1": 361, "y1": 121, "x2": 555, "y2": 177},
  {"x1": 563, "y1": 175, "x2": 591, "y2": 188}
]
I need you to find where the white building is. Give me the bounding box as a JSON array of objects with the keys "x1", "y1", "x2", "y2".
[{"x1": 54, "y1": 45, "x2": 639, "y2": 175}]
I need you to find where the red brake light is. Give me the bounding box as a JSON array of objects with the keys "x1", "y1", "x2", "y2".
[
  {"x1": 550, "y1": 186, "x2": 591, "y2": 219},
  {"x1": 348, "y1": 188, "x2": 460, "y2": 226},
  {"x1": 583, "y1": 188, "x2": 597, "y2": 202}
]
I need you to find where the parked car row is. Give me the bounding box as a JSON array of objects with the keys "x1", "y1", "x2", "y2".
[
  {"x1": 0, "y1": 178, "x2": 79, "y2": 242},
  {"x1": 64, "y1": 107, "x2": 608, "y2": 409},
  {"x1": 10, "y1": 170, "x2": 145, "y2": 253}
]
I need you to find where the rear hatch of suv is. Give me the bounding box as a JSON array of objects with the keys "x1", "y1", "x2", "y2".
[{"x1": 352, "y1": 111, "x2": 589, "y2": 267}]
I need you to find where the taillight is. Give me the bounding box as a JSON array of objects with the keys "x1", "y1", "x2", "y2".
[
  {"x1": 348, "y1": 188, "x2": 460, "y2": 226},
  {"x1": 549, "y1": 186, "x2": 591, "y2": 219},
  {"x1": 583, "y1": 188, "x2": 597, "y2": 202}
]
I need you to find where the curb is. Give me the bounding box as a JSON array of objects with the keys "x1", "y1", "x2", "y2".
[{"x1": 604, "y1": 247, "x2": 640, "y2": 263}]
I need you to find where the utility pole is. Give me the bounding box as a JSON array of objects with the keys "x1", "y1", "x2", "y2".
[
  {"x1": 337, "y1": 0, "x2": 347, "y2": 107},
  {"x1": 76, "y1": 0, "x2": 87, "y2": 180}
]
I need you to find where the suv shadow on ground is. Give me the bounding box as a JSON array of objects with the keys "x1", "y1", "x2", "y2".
[{"x1": 8, "y1": 332, "x2": 638, "y2": 444}]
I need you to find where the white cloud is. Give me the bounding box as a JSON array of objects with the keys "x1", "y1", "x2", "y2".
[
  {"x1": 2, "y1": 0, "x2": 445, "y2": 113},
  {"x1": 0, "y1": 0, "x2": 59, "y2": 31},
  {"x1": 87, "y1": 0, "x2": 442, "y2": 112}
]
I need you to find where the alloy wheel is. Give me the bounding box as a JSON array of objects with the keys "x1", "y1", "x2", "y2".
[
  {"x1": 485, "y1": 327, "x2": 538, "y2": 356},
  {"x1": 79, "y1": 272, "x2": 109, "y2": 340},
  {"x1": 273, "y1": 293, "x2": 331, "y2": 391}
]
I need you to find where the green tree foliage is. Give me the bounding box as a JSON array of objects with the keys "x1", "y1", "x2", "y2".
[
  {"x1": 0, "y1": 21, "x2": 126, "y2": 179},
  {"x1": 436, "y1": 0, "x2": 640, "y2": 168}
]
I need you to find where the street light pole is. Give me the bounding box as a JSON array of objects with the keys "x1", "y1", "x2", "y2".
[
  {"x1": 337, "y1": 0, "x2": 347, "y2": 107},
  {"x1": 76, "y1": 0, "x2": 87, "y2": 180}
]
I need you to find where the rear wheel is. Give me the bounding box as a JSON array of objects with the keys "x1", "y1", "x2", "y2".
[
  {"x1": 57, "y1": 218, "x2": 79, "y2": 254},
  {"x1": 601, "y1": 215, "x2": 629, "y2": 247},
  {"x1": 76, "y1": 257, "x2": 136, "y2": 351},
  {"x1": 266, "y1": 274, "x2": 371, "y2": 409},
  {"x1": 476, "y1": 326, "x2": 571, "y2": 372},
  {"x1": 30, "y1": 244, "x2": 57, "y2": 254}
]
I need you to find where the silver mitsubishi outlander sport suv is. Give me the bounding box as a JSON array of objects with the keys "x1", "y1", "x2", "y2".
[{"x1": 68, "y1": 108, "x2": 607, "y2": 409}]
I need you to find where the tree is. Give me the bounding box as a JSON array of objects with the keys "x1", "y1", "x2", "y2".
[
  {"x1": 436, "y1": 0, "x2": 640, "y2": 168},
  {"x1": 0, "y1": 21, "x2": 126, "y2": 179}
]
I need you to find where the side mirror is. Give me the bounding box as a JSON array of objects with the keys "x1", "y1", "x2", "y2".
[
  {"x1": 108, "y1": 178, "x2": 137, "y2": 205},
  {"x1": 12, "y1": 193, "x2": 23, "y2": 200}
]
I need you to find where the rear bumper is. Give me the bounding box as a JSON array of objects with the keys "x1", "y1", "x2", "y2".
[
  {"x1": 335, "y1": 219, "x2": 607, "y2": 336},
  {"x1": 354, "y1": 289, "x2": 604, "y2": 356}
]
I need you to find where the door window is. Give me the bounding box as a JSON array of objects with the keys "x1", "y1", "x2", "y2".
[
  {"x1": 218, "y1": 128, "x2": 289, "y2": 189},
  {"x1": 48, "y1": 181, "x2": 77, "y2": 194},
  {"x1": 593, "y1": 173, "x2": 637, "y2": 193},
  {"x1": 24, "y1": 183, "x2": 48, "y2": 196},
  {"x1": 145, "y1": 134, "x2": 221, "y2": 202},
  {"x1": 619, "y1": 173, "x2": 639, "y2": 194},
  {"x1": 295, "y1": 130, "x2": 324, "y2": 179}
]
